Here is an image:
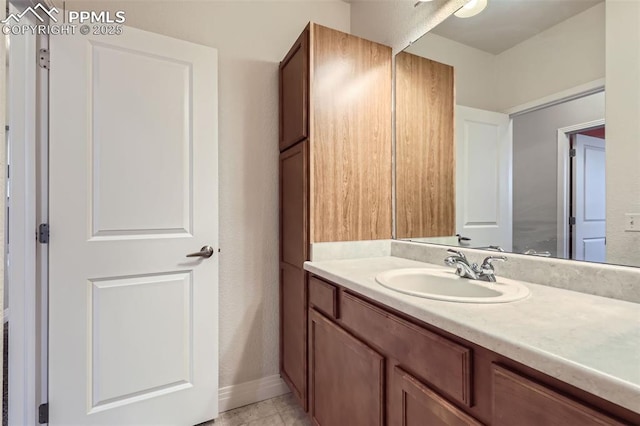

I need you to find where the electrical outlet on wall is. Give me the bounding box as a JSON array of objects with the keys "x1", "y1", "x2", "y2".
[{"x1": 625, "y1": 213, "x2": 640, "y2": 232}]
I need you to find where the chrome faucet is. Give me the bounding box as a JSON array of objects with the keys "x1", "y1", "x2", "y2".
[
  {"x1": 523, "y1": 249, "x2": 551, "y2": 257},
  {"x1": 444, "y1": 249, "x2": 507, "y2": 282}
]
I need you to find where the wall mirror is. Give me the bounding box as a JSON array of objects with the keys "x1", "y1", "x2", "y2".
[{"x1": 395, "y1": 0, "x2": 640, "y2": 268}]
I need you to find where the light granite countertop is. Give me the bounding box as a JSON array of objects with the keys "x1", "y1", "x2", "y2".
[{"x1": 304, "y1": 256, "x2": 640, "y2": 413}]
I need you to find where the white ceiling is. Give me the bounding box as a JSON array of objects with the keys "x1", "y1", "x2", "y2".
[{"x1": 430, "y1": 0, "x2": 603, "y2": 54}]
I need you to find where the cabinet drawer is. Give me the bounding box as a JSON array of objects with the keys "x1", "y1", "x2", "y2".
[
  {"x1": 391, "y1": 366, "x2": 483, "y2": 426},
  {"x1": 492, "y1": 365, "x2": 625, "y2": 426},
  {"x1": 309, "y1": 276, "x2": 338, "y2": 319},
  {"x1": 340, "y1": 292, "x2": 472, "y2": 406}
]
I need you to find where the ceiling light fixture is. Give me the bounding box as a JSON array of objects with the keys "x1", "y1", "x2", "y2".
[{"x1": 454, "y1": 0, "x2": 488, "y2": 18}]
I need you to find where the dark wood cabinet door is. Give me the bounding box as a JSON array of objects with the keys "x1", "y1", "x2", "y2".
[
  {"x1": 280, "y1": 264, "x2": 307, "y2": 409},
  {"x1": 309, "y1": 309, "x2": 384, "y2": 426},
  {"x1": 279, "y1": 27, "x2": 309, "y2": 152},
  {"x1": 492, "y1": 365, "x2": 626, "y2": 426},
  {"x1": 280, "y1": 142, "x2": 308, "y2": 267},
  {"x1": 279, "y1": 142, "x2": 309, "y2": 408},
  {"x1": 390, "y1": 366, "x2": 483, "y2": 426}
]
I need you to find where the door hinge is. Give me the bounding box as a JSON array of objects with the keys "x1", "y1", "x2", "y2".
[
  {"x1": 38, "y1": 223, "x2": 50, "y2": 244},
  {"x1": 38, "y1": 403, "x2": 49, "y2": 424},
  {"x1": 569, "y1": 217, "x2": 576, "y2": 226},
  {"x1": 570, "y1": 148, "x2": 577, "y2": 157},
  {"x1": 39, "y1": 48, "x2": 50, "y2": 70}
]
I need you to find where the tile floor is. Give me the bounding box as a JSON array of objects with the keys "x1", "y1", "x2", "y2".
[{"x1": 198, "y1": 393, "x2": 311, "y2": 426}]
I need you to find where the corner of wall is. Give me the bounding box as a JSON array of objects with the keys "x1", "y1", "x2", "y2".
[{"x1": 605, "y1": 0, "x2": 640, "y2": 267}]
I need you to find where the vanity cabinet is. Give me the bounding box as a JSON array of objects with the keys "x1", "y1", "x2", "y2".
[
  {"x1": 279, "y1": 23, "x2": 392, "y2": 409},
  {"x1": 305, "y1": 274, "x2": 640, "y2": 426},
  {"x1": 492, "y1": 365, "x2": 626, "y2": 426},
  {"x1": 390, "y1": 367, "x2": 482, "y2": 426},
  {"x1": 308, "y1": 309, "x2": 384, "y2": 426}
]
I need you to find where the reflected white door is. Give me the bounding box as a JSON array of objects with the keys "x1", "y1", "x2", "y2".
[
  {"x1": 49, "y1": 27, "x2": 219, "y2": 425},
  {"x1": 456, "y1": 106, "x2": 512, "y2": 250},
  {"x1": 573, "y1": 134, "x2": 606, "y2": 262}
]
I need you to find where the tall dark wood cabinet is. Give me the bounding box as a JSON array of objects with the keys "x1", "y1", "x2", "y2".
[{"x1": 279, "y1": 23, "x2": 392, "y2": 409}]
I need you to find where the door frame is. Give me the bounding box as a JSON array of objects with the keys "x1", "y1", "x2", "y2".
[
  {"x1": 7, "y1": 6, "x2": 39, "y2": 426},
  {"x1": 556, "y1": 119, "x2": 605, "y2": 258}
]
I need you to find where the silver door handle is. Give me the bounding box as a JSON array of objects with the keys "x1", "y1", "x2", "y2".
[{"x1": 186, "y1": 246, "x2": 215, "y2": 259}]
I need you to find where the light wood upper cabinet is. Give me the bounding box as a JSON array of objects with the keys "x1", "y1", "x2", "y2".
[
  {"x1": 395, "y1": 51, "x2": 455, "y2": 239},
  {"x1": 311, "y1": 25, "x2": 393, "y2": 242},
  {"x1": 279, "y1": 23, "x2": 393, "y2": 244}
]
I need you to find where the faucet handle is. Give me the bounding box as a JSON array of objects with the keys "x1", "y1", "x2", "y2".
[
  {"x1": 447, "y1": 248, "x2": 467, "y2": 261},
  {"x1": 481, "y1": 256, "x2": 507, "y2": 269}
]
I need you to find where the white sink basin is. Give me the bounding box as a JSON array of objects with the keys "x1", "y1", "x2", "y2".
[{"x1": 375, "y1": 268, "x2": 530, "y2": 303}]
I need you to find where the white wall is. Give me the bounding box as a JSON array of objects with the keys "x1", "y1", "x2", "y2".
[
  {"x1": 405, "y1": 33, "x2": 497, "y2": 111},
  {"x1": 350, "y1": 0, "x2": 467, "y2": 53},
  {"x1": 62, "y1": 0, "x2": 351, "y2": 390},
  {"x1": 512, "y1": 92, "x2": 605, "y2": 257},
  {"x1": 386, "y1": 2, "x2": 605, "y2": 113},
  {"x1": 606, "y1": 0, "x2": 640, "y2": 267},
  {"x1": 495, "y1": 2, "x2": 605, "y2": 111}
]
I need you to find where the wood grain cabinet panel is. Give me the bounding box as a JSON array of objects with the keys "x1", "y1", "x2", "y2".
[
  {"x1": 340, "y1": 292, "x2": 472, "y2": 406},
  {"x1": 390, "y1": 367, "x2": 483, "y2": 426},
  {"x1": 311, "y1": 24, "x2": 392, "y2": 242},
  {"x1": 492, "y1": 365, "x2": 626, "y2": 426},
  {"x1": 309, "y1": 309, "x2": 384, "y2": 426},
  {"x1": 279, "y1": 28, "x2": 309, "y2": 152},
  {"x1": 395, "y1": 51, "x2": 455, "y2": 239}
]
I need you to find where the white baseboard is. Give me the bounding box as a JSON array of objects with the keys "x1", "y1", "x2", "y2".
[
  {"x1": 3, "y1": 308, "x2": 8, "y2": 323},
  {"x1": 218, "y1": 374, "x2": 290, "y2": 413}
]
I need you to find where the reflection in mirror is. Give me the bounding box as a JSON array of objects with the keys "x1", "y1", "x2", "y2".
[{"x1": 395, "y1": 0, "x2": 638, "y2": 267}]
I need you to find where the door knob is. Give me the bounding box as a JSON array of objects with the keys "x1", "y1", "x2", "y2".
[{"x1": 186, "y1": 246, "x2": 215, "y2": 259}]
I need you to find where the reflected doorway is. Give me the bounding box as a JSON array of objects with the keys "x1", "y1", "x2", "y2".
[{"x1": 570, "y1": 126, "x2": 606, "y2": 262}]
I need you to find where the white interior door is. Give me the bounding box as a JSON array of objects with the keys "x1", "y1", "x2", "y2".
[
  {"x1": 49, "y1": 26, "x2": 219, "y2": 425},
  {"x1": 573, "y1": 134, "x2": 606, "y2": 262},
  {"x1": 456, "y1": 106, "x2": 513, "y2": 250}
]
